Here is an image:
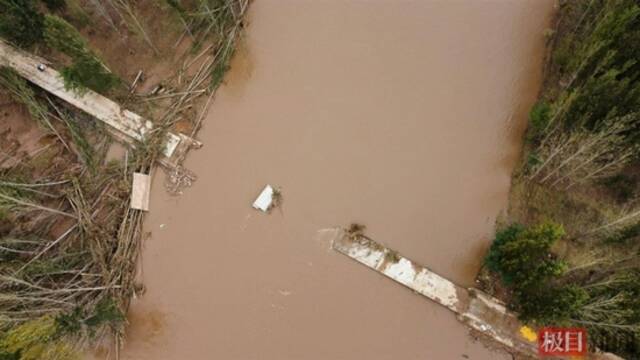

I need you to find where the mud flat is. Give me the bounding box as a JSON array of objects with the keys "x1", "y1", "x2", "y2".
[{"x1": 121, "y1": 1, "x2": 554, "y2": 359}]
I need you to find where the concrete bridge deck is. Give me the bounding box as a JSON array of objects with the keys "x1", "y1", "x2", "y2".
[{"x1": 0, "y1": 39, "x2": 199, "y2": 168}]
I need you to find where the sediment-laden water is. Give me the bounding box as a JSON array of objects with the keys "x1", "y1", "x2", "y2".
[{"x1": 120, "y1": 1, "x2": 553, "y2": 359}]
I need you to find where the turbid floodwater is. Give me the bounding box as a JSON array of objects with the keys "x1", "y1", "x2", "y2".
[{"x1": 119, "y1": 1, "x2": 554, "y2": 359}]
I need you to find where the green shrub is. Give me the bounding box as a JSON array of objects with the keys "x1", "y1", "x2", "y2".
[
  {"x1": 538, "y1": 0, "x2": 640, "y2": 150},
  {"x1": 56, "y1": 297, "x2": 124, "y2": 335},
  {"x1": 0, "y1": 0, "x2": 44, "y2": 48},
  {"x1": 486, "y1": 223, "x2": 589, "y2": 326},
  {"x1": 60, "y1": 54, "x2": 119, "y2": 94},
  {"x1": 84, "y1": 297, "x2": 124, "y2": 327},
  {"x1": 485, "y1": 223, "x2": 523, "y2": 276},
  {"x1": 55, "y1": 309, "x2": 83, "y2": 335},
  {"x1": 526, "y1": 152, "x2": 542, "y2": 169},
  {"x1": 41, "y1": 0, "x2": 65, "y2": 10},
  {"x1": 515, "y1": 285, "x2": 588, "y2": 325},
  {"x1": 43, "y1": 15, "x2": 119, "y2": 93},
  {"x1": 0, "y1": 316, "x2": 78, "y2": 360},
  {"x1": 528, "y1": 100, "x2": 551, "y2": 134},
  {"x1": 43, "y1": 14, "x2": 90, "y2": 59},
  {"x1": 552, "y1": 36, "x2": 573, "y2": 74},
  {"x1": 485, "y1": 221, "x2": 566, "y2": 290}
]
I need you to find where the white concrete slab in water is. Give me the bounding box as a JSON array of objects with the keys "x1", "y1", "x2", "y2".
[
  {"x1": 252, "y1": 185, "x2": 274, "y2": 212},
  {"x1": 333, "y1": 235, "x2": 463, "y2": 312}
]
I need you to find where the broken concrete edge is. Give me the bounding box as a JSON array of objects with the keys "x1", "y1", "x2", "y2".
[
  {"x1": 459, "y1": 312, "x2": 515, "y2": 348},
  {"x1": 0, "y1": 39, "x2": 200, "y2": 169},
  {"x1": 331, "y1": 232, "x2": 464, "y2": 313}
]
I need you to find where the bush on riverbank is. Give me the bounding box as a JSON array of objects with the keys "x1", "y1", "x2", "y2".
[
  {"x1": 485, "y1": 222, "x2": 566, "y2": 290},
  {"x1": 485, "y1": 222, "x2": 587, "y2": 325}
]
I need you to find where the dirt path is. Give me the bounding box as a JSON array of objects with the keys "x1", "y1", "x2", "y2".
[{"x1": 120, "y1": 1, "x2": 554, "y2": 359}]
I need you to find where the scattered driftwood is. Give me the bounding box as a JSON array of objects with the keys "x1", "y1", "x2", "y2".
[{"x1": 129, "y1": 70, "x2": 143, "y2": 94}]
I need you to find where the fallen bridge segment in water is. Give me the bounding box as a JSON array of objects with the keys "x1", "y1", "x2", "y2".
[
  {"x1": 331, "y1": 229, "x2": 621, "y2": 359},
  {"x1": 0, "y1": 39, "x2": 200, "y2": 169}
]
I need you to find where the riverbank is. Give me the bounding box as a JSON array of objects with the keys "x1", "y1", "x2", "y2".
[
  {"x1": 478, "y1": 1, "x2": 640, "y2": 358},
  {"x1": 0, "y1": 1, "x2": 246, "y2": 357}
]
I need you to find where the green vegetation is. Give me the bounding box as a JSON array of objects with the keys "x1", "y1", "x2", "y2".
[
  {"x1": 42, "y1": 14, "x2": 90, "y2": 59},
  {"x1": 0, "y1": 5, "x2": 149, "y2": 359},
  {"x1": 1, "y1": 1, "x2": 118, "y2": 94},
  {"x1": 0, "y1": 68, "x2": 54, "y2": 131},
  {"x1": 0, "y1": 300, "x2": 122, "y2": 360},
  {"x1": 527, "y1": 100, "x2": 551, "y2": 137},
  {"x1": 0, "y1": 0, "x2": 44, "y2": 47},
  {"x1": 486, "y1": 222, "x2": 566, "y2": 290},
  {"x1": 0, "y1": 316, "x2": 77, "y2": 360},
  {"x1": 41, "y1": 0, "x2": 65, "y2": 11},
  {"x1": 0, "y1": 119, "x2": 150, "y2": 357},
  {"x1": 43, "y1": 15, "x2": 118, "y2": 93},
  {"x1": 483, "y1": 1, "x2": 640, "y2": 357},
  {"x1": 517, "y1": 284, "x2": 588, "y2": 325},
  {"x1": 59, "y1": 54, "x2": 119, "y2": 94},
  {"x1": 0, "y1": 1, "x2": 248, "y2": 358},
  {"x1": 486, "y1": 222, "x2": 587, "y2": 325}
]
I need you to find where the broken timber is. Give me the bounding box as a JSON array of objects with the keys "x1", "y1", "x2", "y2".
[
  {"x1": 331, "y1": 230, "x2": 620, "y2": 359},
  {"x1": 0, "y1": 39, "x2": 200, "y2": 169}
]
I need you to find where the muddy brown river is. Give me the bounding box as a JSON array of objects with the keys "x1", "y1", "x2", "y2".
[{"x1": 119, "y1": 1, "x2": 554, "y2": 359}]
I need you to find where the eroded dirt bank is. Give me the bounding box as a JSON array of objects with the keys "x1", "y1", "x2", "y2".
[{"x1": 120, "y1": 1, "x2": 554, "y2": 359}]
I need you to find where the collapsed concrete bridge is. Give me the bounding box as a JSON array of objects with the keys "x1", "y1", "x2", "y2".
[
  {"x1": 0, "y1": 39, "x2": 200, "y2": 169},
  {"x1": 330, "y1": 229, "x2": 621, "y2": 360}
]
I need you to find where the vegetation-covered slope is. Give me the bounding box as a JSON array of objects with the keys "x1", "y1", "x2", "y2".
[
  {"x1": 0, "y1": 0, "x2": 247, "y2": 357},
  {"x1": 482, "y1": 1, "x2": 640, "y2": 358},
  {"x1": 480, "y1": 0, "x2": 640, "y2": 358}
]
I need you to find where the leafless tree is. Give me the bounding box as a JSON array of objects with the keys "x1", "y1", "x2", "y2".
[{"x1": 530, "y1": 113, "x2": 639, "y2": 189}]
